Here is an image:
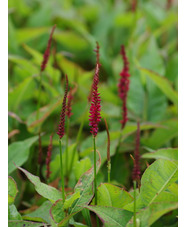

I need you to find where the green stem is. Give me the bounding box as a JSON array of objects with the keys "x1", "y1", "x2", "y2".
[
  {"x1": 93, "y1": 136, "x2": 99, "y2": 227},
  {"x1": 65, "y1": 118, "x2": 70, "y2": 178},
  {"x1": 107, "y1": 160, "x2": 111, "y2": 183},
  {"x1": 93, "y1": 136, "x2": 97, "y2": 204},
  {"x1": 133, "y1": 181, "x2": 137, "y2": 227},
  {"x1": 59, "y1": 139, "x2": 65, "y2": 202},
  {"x1": 36, "y1": 72, "x2": 42, "y2": 121}
]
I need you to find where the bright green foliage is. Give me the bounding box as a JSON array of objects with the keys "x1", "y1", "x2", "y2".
[
  {"x1": 142, "y1": 148, "x2": 178, "y2": 161},
  {"x1": 84, "y1": 205, "x2": 133, "y2": 227},
  {"x1": 8, "y1": 204, "x2": 22, "y2": 221},
  {"x1": 8, "y1": 220, "x2": 45, "y2": 227},
  {"x1": 8, "y1": 176, "x2": 18, "y2": 205},
  {"x1": 17, "y1": 166, "x2": 61, "y2": 202},
  {"x1": 8, "y1": 136, "x2": 38, "y2": 174},
  {"x1": 124, "y1": 159, "x2": 178, "y2": 211},
  {"x1": 95, "y1": 183, "x2": 133, "y2": 208},
  {"x1": 64, "y1": 191, "x2": 81, "y2": 210}
]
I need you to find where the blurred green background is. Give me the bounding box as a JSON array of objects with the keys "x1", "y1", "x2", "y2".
[{"x1": 8, "y1": 0, "x2": 178, "y2": 226}]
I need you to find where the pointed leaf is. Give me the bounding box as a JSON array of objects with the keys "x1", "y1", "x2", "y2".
[{"x1": 17, "y1": 166, "x2": 61, "y2": 202}]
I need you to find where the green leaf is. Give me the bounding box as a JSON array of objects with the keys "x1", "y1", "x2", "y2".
[
  {"x1": 58, "y1": 152, "x2": 101, "y2": 226},
  {"x1": 73, "y1": 157, "x2": 92, "y2": 180},
  {"x1": 8, "y1": 220, "x2": 45, "y2": 227},
  {"x1": 8, "y1": 136, "x2": 38, "y2": 174},
  {"x1": 64, "y1": 191, "x2": 81, "y2": 210},
  {"x1": 8, "y1": 176, "x2": 18, "y2": 205},
  {"x1": 23, "y1": 201, "x2": 52, "y2": 223},
  {"x1": 142, "y1": 148, "x2": 178, "y2": 161},
  {"x1": 125, "y1": 159, "x2": 178, "y2": 211},
  {"x1": 127, "y1": 202, "x2": 178, "y2": 227},
  {"x1": 95, "y1": 183, "x2": 133, "y2": 208},
  {"x1": 84, "y1": 205, "x2": 133, "y2": 227},
  {"x1": 50, "y1": 199, "x2": 65, "y2": 224},
  {"x1": 139, "y1": 67, "x2": 178, "y2": 105},
  {"x1": 17, "y1": 166, "x2": 61, "y2": 202},
  {"x1": 8, "y1": 204, "x2": 22, "y2": 220}
]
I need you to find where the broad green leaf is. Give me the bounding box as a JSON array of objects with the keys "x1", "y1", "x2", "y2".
[
  {"x1": 8, "y1": 204, "x2": 22, "y2": 220},
  {"x1": 9, "y1": 76, "x2": 35, "y2": 111},
  {"x1": 23, "y1": 201, "x2": 52, "y2": 223},
  {"x1": 8, "y1": 176, "x2": 18, "y2": 205},
  {"x1": 73, "y1": 157, "x2": 92, "y2": 180},
  {"x1": 142, "y1": 148, "x2": 178, "y2": 161},
  {"x1": 8, "y1": 220, "x2": 45, "y2": 227},
  {"x1": 17, "y1": 166, "x2": 61, "y2": 202},
  {"x1": 125, "y1": 159, "x2": 178, "y2": 212},
  {"x1": 127, "y1": 202, "x2": 178, "y2": 227},
  {"x1": 167, "y1": 183, "x2": 178, "y2": 196},
  {"x1": 138, "y1": 159, "x2": 178, "y2": 207},
  {"x1": 84, "y1": 205, "x2": 133, "y2": 227},
  {"x1": 8, "y1": 136, "x2": 38, "y2": 174},
  {"x1": 94, "y1": 183, "x2": 133, "y2": 208},
  {"x1": 50, "y1": 199, "x2": 65, "y2": 224},
  {"x1": 16, "y1": 27, "x2": 49, "y2": 44},
  {"x1": 139, "y1": 67, "x2": 178, "y2": 105},
  {"x1": 58, "y1": 152, "x2": 101, "y2": 226}
]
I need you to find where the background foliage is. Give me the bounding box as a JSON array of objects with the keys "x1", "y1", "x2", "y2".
[{"x1": 8, "y1": 0, "x2": 178, "y2": 226}]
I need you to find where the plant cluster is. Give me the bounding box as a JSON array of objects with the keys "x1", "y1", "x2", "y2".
[{"x1": 8, "y1": 0, "x2": 178, "y2": 226}]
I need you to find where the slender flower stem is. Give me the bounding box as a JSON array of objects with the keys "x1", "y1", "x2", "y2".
[
  {"x1": 108, "y1": 161, "x2": 111, "y2": 183},
  {"x1": 93, "y1": 136, "x2": 97, "y2": 204},
  {"x1": 59, "y1": 139, "x2": 65, "y2": 202},
  {"x1": 65, "y1": 118, "x2": 70, "y2": 178},
  {"x1": 93, "y1": 136, "x2": 100, "y2": 227},
  {"x1": 36, "y1": 72, "x2": 42, "y2": 121},
  {"x1": 133, "y1": 181, "x2": 137, "y2": 227}
]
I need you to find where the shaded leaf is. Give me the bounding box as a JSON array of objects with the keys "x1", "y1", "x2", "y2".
[
  {"x1": 17, "y1": 166, "x2": 61, "y2": 202},
  {"x1": 8, "y1": 136, "x2": 38, "y2": 174}
]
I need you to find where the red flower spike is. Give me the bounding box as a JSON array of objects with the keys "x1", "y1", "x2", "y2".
[
  {"x1": 89, "y1": 64, "x2": 101, "y2": 137},
  {"x1": 88, "y1": 41, "x2": 101, "y2": 103},
  {"x1": 118, "y1": 45, "x2": 130, "y2": 129},
  {"x1": 57, "y1": 75, "x2": 69, "y2": 139},
  {"x1": 66, "y1": 88, "x2": 73, "y2": 118},
  {"x1": 132, "y1": 122, "x2": 141, "y2": 181},
  {"x1": 41, "y1": 24, "x2": 56, "y2": 72},
  {"x1": 46, "y1": 134, "x2": 53, "y2": 180}
]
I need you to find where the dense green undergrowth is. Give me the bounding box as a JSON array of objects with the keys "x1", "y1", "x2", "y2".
[{"x1": 8, "y1": 0, "x2": 178, "y2": 226}]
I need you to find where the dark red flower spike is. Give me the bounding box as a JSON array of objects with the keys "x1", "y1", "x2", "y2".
[
  {"x1": 57, "y1": 75, "x2": 69, "y2": 139},
  {"x1": 41, "y1": 24, "x2": 56, "y2": 72},
  {"x1": 66, "y1": 88, "x2": 73, "y2": 118},
  {"x1": 118, "y1": 45, "x2": 130, "y2": 129},
  {"x1": 89, "y1": 63, "x2": 101, "y2": 137}
]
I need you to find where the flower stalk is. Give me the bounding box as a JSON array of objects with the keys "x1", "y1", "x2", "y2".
[
  {"x1": 104, "y1": 118, "x2": 111, "y2": 183},
  {"x1": 57, "y1": 74, "x2": 69, "y2": 202}
]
